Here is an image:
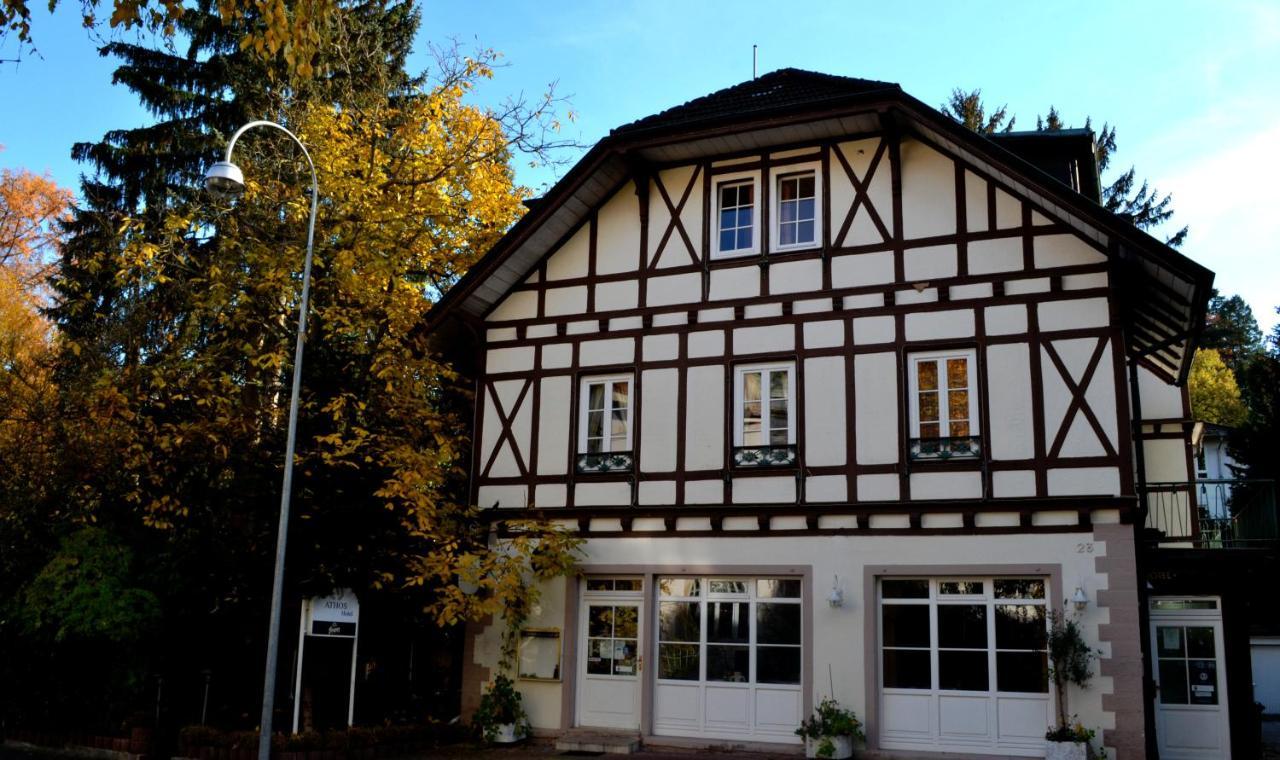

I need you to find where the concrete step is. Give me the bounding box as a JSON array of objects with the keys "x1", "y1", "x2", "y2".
[{"x1": 554, "y1": 728, "x2": 642, "y2": 755}]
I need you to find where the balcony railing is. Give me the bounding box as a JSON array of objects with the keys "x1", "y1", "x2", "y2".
[
  {"x1": 575, "y1": 451, "x2": 634, "y2": 474},
  {"x1": 732, "y1": 445, "x2": 798, "y2": 468},
  {"x1": 908, "y1": 435, "x2": 982, "y2": 461},
  {"x1": 1145, "y1": 479, "x2": 1277, "y2": 548}
]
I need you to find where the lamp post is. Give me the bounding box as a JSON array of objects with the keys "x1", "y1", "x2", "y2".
[{"x1": 206, "y1": 120, "x2": 319, "y2": 760}]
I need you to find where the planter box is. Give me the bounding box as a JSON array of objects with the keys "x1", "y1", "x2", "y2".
[
  {"x1": 1045, "y1": 741, "x2": 1087, "y2": 760},
  {"x1": 804, "y1": 735, "x2": 853, "y2": 759},
  {"x1": 490, "y1": 723, "x2": 524, "y2": 744}
]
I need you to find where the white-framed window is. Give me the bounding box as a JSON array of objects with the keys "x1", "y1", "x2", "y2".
[
  {"x1": 878, "y1": 577, "x2": 1051, "y2": 754},
  {"x1": 907, "y1": 349, "x2": 978, "y2": 440},
  {"x1": 733, "y1": 363, "x2": 795, "y2": 447},
  {"x1": 880, "y1": 578, "x2": 1048, "y2": 694},
  {"x1": 773, "y1": 169, "x2": 818, "y2": 250},
  {"x1": 578, "y1": 374, "x2": 633, "y2": 454},
  {"x1": 657, "y1": 577, "x2": 802, "y2": 685},
  {"x1": 714, "y1": 174, "x2": 759, "y2": 258}
]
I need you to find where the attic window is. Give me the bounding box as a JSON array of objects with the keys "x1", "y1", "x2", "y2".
[
  {"x1": 770, "y1": 164, "x2": 822, "y2": 253},
  {"x1": 715, "y1": 177, "x2": 757, "y2": 258}
]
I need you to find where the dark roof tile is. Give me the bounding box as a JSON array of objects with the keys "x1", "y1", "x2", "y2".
[{"x1": 612, "y1": 67, "x2": 900, "y2": 135}]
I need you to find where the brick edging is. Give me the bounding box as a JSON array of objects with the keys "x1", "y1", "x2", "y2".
[{"x1": 1093, "y1": 523, "x2": 1145, "y2": 759}]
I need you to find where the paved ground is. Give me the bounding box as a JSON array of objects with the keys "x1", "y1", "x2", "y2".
[
  {"x1": 406, "y1": 740, "x2": 794, "y2": 759},
  {"x1": 1263, "y1": 718, "x2": 1280, "y2": 759}
]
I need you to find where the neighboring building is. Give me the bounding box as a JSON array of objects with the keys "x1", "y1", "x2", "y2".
[{"x1": 427, "y1": 70, "x2": 1275, "y2": 758}]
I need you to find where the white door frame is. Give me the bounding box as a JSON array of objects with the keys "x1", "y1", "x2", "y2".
[
  {"x1": 576, "y1": 580, "x2": 644, "y2": 729},
  {"x1": 1149, "y1": 596, "x2": 1231, "y2": 760}
]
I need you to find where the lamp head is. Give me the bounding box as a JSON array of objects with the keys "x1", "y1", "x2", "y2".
[
  {"x1": 1072, "y1": 587, "x2": 1089, "y2": 612},
  {"x1": 204, "y1": 161, "x2": 245, "y2": 197}
]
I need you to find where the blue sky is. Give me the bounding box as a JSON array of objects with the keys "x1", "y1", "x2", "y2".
[{"x1": 2, "y1": 0, "x2": 1278, "y2": 331}]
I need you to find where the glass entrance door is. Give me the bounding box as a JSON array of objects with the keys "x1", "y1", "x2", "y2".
[
  {"x1": 577, "y1": 579, "x2": 643, "y2": 729},
  {"x1": 1150, "y1": 598, "x2": 1231, "y2": 759}
]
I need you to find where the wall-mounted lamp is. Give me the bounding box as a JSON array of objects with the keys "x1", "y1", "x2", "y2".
[
  {"x1": 1072, "y1": 587, "x2": 1089, "y2": 612},
  {"x1": 828, "y1": 575, "x2": 845, "y2": 608}
]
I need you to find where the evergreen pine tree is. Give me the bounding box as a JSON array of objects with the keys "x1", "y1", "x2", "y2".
[
  {"x1": 942, "y1": 89, "x2": 1187, "y2": 246},
  {"x1": 23, "y1": 0, "x2": 425, "y2": 729}
]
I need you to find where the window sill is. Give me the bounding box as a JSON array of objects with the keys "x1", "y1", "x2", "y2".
[
  {"x1": 575, "y1": 452, "x2": 635, "y2": 475},
  {"x1": 710, "y1": 251, "x2": 759, "y2": 264},
  {"x1": 768, "y1": 242, "x2": 821, "y2": 255}
]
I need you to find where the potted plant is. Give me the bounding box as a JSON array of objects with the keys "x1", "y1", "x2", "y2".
[
  {"x1": 795, "y1": 697, "x2": 864, "y2": 759},
  {"x1": 1045, "y1": 611, "x2": 1100, "y2": 760},
  {"x1": 473, "y1": 674, "x2": 529, "y2": 744},
  {"x1": 1045, "y1": 721, "x2": 1095, "y2": 760}
]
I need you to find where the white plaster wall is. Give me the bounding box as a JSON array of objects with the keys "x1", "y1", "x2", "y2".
[
  {"x1": 804, "y1": 356, "x2": 846, "y2": 467},
  {"x1": 709, "y1": 266, "x2": 760, "y2": 300},
  {"x1": 536, "y1": 377, "x2": 571, "y2": 475},
  {"x1": 1033, "y1": 233, "x2": 1106, "y2": 270},
  {"x1": 546, "y1": 224, "x2": 590, "y2": 281},
  {"x1": 854, "y1": 352, "x2": 899, "y2": 465},
  {"x1": 487, "y1": 289, "x2": 538, "y2": 322},
  {"x1": 579, "y1": 337, "x2": 635, "y2": 366},
  {"x1": 904, "y1": 308, "x2": 975, "y2": 341},
  {"x1": 833, "y1": 138, "x2": 894, "y2": 245},
  {"x1": 470, "y1": 576, "x2": 569, "y2": 731},
  {"x1": 1135, "y1": 364, "x2": 1184, "y2": 419},
  {"x1": 903, "y1": 244, "x2": 959, "y2": 281},
  {"x1": 646, "y1": 272, "x2": 702, "y2": 307},
  {"x1": 968, "y1": 237, "x2": 1023, "y2": 275},
  {"x1": 596, "y1": 181, "x2": 640, "y2": 275},
  {"x1": 964, "y1": 170, "x2": 988, "y2": 233},
  {"x1": 596, "y1": 280, "x2": 639, "y2": 312},
  {"x1": 900, "y1": 139, "x2": 957, "y2": 240},
  {"x1": 477, "y1": 532, "x2": 1119, "y2": 738},
  {"x1": 770, "y1": 259, "x2": 824, "y2": 295},
  {"x1": 641, "y1": 369, "x2": 679, "y2": 472},
  {"x1": 685, "y1": 365, "x2": 724, "y2": 470},
  {"x1": 986, "y1": 344, "x2": 1035, "y2": 461},
  {"x1": 649, "y1": 165, "x2": 702, "y2": 269},
  {"x1": 831, "y1": 251, "x2": 894, "y2": 287}
]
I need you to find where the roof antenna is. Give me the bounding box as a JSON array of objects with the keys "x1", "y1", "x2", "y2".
[{"x1": 753, "y1": 44, "x2": 758, "y2": 78}]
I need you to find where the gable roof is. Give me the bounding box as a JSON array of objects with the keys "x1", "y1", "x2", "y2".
[
  {"x1": 613, "y1": 68, "x2": 900, "y2": 136},
  {"x1": 425, "y1": 69, "x2": 1213, "y2": 384}
]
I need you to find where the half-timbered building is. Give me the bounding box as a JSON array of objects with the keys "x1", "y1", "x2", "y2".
[{"x1": 425, "y1": 70, "x2": 1260, "y2": 758}]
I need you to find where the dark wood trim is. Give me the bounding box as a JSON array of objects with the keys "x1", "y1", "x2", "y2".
[
  {"x1": 1044, "y1": 336, "x2": 1118, "y2": 459},
  {"x1": 503, "y1": 223, "x2": 1076, "y2": 294},
  {"x1": 844, "y1": 316, "x2": 857, "y2": 502},
  {"x1": 675, "y1": 331, "x2": 689, "y2": 504},
  {"x1": 703, "y1": 149, "x2": 824, "y2": 176},
  {"x1": 479, "y1": 377, "x2": 532, "y2": 479},
  {"x1": 585, "y1": 213, "x2": 598, "y2": 313},
  {"x1": 490, "y1": 496, "x2": 1137, "y2": 537},
  {"x1": 955, "y1": 162, "x2": 969, "y2": 277},
  {"x1": 832, "y1": 137, "x2": 890, "y2": 247},
  {"x1": 975, "y1": 307, "x2": 992, "y2": 498},
  {"x1": 650, "y1": 165, "x2": 701, "y2": 270}
]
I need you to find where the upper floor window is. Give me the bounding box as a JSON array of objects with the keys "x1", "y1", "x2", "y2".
[
  {"x1": 908, "y1": 350, "x2": 980, "y2": 460},
  {"x1": 715, "y1": 177, "x2": 757, "y2": 258},
  {"x1": 733, "y1": 363, "x2": 797, "y2": 466},
  {"x1": 775, "y1": 171, "x2": 817, "y2": 249},
  {"x1": 577, "y1": 375, "x2": 634, "y2": 473}
]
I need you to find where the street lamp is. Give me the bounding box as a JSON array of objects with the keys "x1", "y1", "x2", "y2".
[{"x1": 205, "y1": 120, "x2": 319, "y2": 760}]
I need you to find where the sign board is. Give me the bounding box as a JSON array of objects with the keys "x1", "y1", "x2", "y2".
[{"x1": 306, "y1": 588, "x2": 359, "y2": 638}]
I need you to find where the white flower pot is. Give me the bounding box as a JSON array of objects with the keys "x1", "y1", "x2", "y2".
[
  {"x1": 491, "y1": 723, "x2": 524, "y2": 744},
  {"x1": 1045, "y1": 740, "x2": 1087, "y2": 760},
  {"x1": 805, "y1": 735, "x2": 853, "y2": 759}
]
